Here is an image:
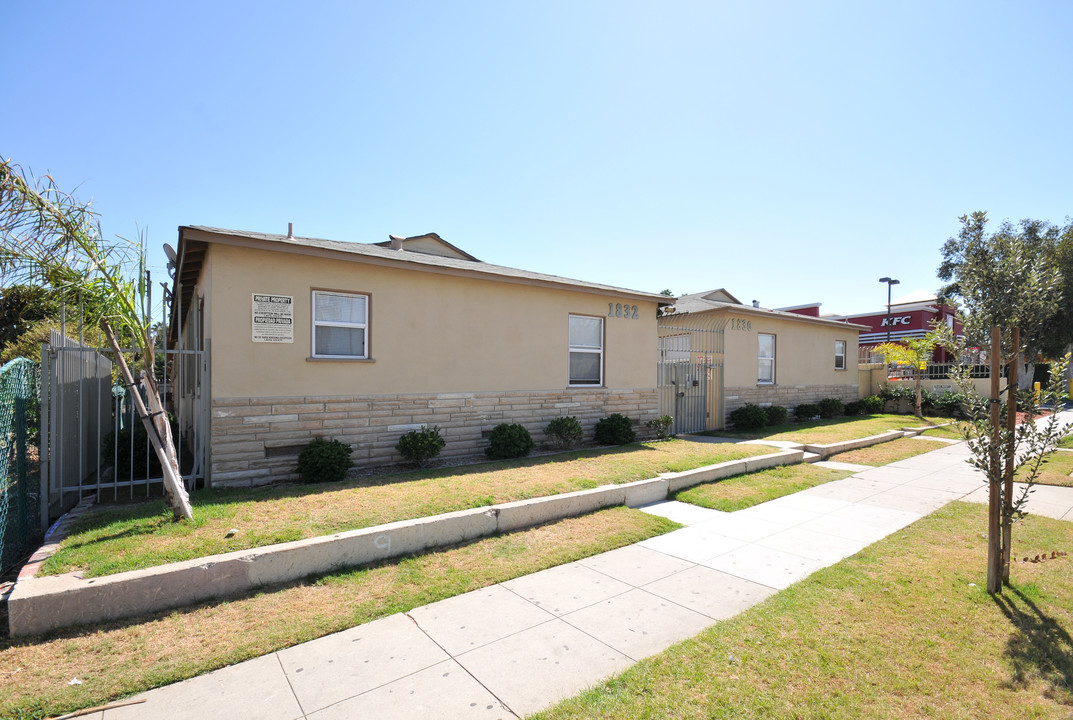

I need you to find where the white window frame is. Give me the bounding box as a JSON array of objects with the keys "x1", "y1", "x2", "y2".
[
  {"x1": 758, "y1": 333, "x2": 775, "y2": 385},
  {"x1": 835, "y1": 340, "x2": 847, "y2": 370},
  {"x1": 568, "y1": 314, "x2": 604, "y2": 387},
  {"x1": 311, "y1": 290, "x2": 369, "y2": 359}
]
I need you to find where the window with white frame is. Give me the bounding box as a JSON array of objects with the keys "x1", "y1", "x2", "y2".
[
  {"x1": 312, "y1": 290, "x2": 368, "y2": 358},
  {"x1": 835, "y1": 340, "x2": 846, "y2": 370},
  {"x1": 569, "y1": 315, "x2": 603, "y2": 386},
  {"x1": 758, "y1": 333, "x2": 775, "y2": 384}
]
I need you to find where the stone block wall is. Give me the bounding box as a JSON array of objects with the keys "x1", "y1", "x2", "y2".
[
  {"x1": 210, "y1": 388, "x2": 659, "y2": 487},
  {"x1": 723, "y1": 383, "x2": 859, "y2": 423}
]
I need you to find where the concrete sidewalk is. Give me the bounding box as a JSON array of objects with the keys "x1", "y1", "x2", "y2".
[{"x1": 95, "y1": 432, "x2": 1073, "y2": 720}]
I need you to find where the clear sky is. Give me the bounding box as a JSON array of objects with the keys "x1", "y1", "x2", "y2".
[{"x1": 3, "y1": 1, "x2": 1071, "y2": 319}]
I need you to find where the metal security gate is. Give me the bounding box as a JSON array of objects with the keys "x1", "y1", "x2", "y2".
[
  {"x1": 38, "y1": 327, "x2": 208, "y2": 524},
  {"x1": 657, "y1": 361, "x2": 724, "y2": 434},
  {"x1": 657, "y1": 312, "x2": 726, "y2": 434}
]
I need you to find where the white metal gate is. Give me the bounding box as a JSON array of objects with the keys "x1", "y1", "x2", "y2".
[{"x1": 657, "y1": 313, "x2": 726, "y2": 434}]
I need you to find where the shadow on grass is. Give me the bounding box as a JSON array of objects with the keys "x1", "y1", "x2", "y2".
[{"x1": 992, "y1": 584, "x2": 1073, "y2": 702}]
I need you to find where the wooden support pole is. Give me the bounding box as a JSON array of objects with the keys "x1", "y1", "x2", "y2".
[
  {"x1": 987, "y1": 326, "x2": 1002, "y2": 594},
  {"x1": 101, "y1": 320, "x2": 193, "y2": 520},
  {"x1": 1002, "y1": 326, "x2": 1018, "y2": 584}
]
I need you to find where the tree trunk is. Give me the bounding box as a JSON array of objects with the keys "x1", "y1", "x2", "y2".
[
  {"x1": 1001, "y1": 327, "x2": 1018, "y2": 585},
  {"x1": 101, "y1": 320, "x2": 193, "y2": 520},
  {"x1": 914, "y1": 370, "x2": 923, "y2": 418},
  {"x1": 987, "y1": 327, "x2": 1002, "y2": 594},
  {"x1": 1018, "y1": 360, "x2": 1035, "y2": 391}
]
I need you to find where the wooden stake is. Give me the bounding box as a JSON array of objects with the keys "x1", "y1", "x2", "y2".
[
  {"x1": 1002, "y1": 326, "x2": 1018, "y2": 584},
  {"x1": 101, "y1": 320, "x2": 193, "y2": 520},
  {"x1": 987, "y1": 326, "x2": 1002, "y2": 594}
]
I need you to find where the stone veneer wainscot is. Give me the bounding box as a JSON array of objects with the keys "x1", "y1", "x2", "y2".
[
  {"x1": 723, "y1": 383, "x2": 858, "y2": 421},
  {"x1": 210, "y1": 388, "x2": 659, "y2": 487}
]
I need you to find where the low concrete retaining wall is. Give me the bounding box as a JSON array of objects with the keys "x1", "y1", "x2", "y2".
[
  {"x1": 8, "y1": 450, "x2": 809, "y2": 637},
  {"x1": 7, "y1": 474, "x2": 679, "y2": 637},
  {"x1": 803, "y1": 430, "x2": 905, "y2": 460},
  {"x1": 661, "y1": 451, "x2": 803, "y2": 493}
]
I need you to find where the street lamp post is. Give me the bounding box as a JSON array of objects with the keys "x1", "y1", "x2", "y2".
[{"x1": 879, "y1": 277, "x2": 900, "y2": 344}]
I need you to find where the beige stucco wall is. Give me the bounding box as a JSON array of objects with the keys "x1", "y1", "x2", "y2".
[
  {"x1": 199, "y1": 243, "x2": 659, "y2": 399},
  {"x1": 720, "y1": 311, "x2": 859, "y2": 389}
]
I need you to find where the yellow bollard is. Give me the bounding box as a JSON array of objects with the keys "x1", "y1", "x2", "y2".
[{"x1": 1034, "y1": 381, "x2": 1041, "y2": 404}]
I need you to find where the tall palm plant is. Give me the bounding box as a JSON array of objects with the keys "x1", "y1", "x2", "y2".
[{"x1": 0, "y1": 158, "x2": 192, "y2": 519}]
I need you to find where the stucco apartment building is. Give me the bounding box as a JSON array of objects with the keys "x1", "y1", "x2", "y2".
[
  {"x1": 169, "y1": 226, "x2": 669, "y2": 486},
  {"x1": 658, "y1": 290, "x2": 867, "y2": 429}
]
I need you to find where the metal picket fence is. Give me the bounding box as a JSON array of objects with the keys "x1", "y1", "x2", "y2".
[{"x1": 0, "y1": 357, "x2": 41, "y2": 577}]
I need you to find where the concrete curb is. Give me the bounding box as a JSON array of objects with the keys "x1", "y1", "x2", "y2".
[{"x1": 803, "y1": 430, "x2": 906, "y2": 459}]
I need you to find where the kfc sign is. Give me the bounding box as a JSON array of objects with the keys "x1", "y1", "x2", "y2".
[{"x1": 881, "y1": 315, "x2": 913, "y2": 327}]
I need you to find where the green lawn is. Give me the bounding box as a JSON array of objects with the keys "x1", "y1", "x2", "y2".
[
  {"x1": 1059, "y1": 433, "x2": 1073, "y2": 449},
  {"x1": 42, "y1": 439, "x2": 763, "y2": 578},
  {"x1": 674, "y1": 464, "x2": 852, "y2": 512},
  {"x1": 710, "y1": 413, "x2": 947, "y2": 444},
  {"x1": 830, "y1": 436, "x2": 950, "y2": 466},
  {"x1": 0, "y1": 507, "x2": 677, "y2": 720},
  {"x1": 922, "y1": 424, "x2": 964, "y2": 440},
  {"x1": 534, "y1": 502, "x2": 1073, "y2": 719},
  {"x1": 1022, "y1": 450, "x2": 1073, "y2": 488}
]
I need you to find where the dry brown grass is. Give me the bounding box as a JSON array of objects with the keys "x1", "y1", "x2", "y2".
[
  {"x1": 44, "y1": 439, "x2": 760, "y2": 577},
  {"x1": 831, "y1": 436, "x2": 950, "y2": 466},
  {"x1": 0, "y1": 507, "x2": 676, "y2": 720},
  {"x1": 674, "y1": 464, "x2": 852, "y2": 512}
]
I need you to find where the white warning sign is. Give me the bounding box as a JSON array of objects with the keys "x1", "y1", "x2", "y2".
[{"x1": 252, "y1": 294, "x2": 294, "y2": 343}]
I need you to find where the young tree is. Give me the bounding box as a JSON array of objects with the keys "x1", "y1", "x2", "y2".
[
  {"x1": 933, "y1": 322, "x2": 1071, "y2": 593},
  {"x1": 937, "y1": 212, "x2": 1065, "y2": 389},
  {"x1": 874, "y1": 333, "x2": 936, "y2": 418},
  {"x1": 0, "y1": 158, "x2": 193, "y2": 520}
]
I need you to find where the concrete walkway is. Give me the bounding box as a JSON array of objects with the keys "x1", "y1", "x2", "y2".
[{"x1": 95, "y1": 430, "x2": 1073, "y2": 720}]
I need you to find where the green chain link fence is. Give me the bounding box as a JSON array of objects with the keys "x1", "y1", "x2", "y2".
[{"x1": 0, "y1": 357, "x2": 41, "y2": 577}]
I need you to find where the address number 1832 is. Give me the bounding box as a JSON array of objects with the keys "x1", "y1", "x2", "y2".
[{"x1": 608, "y1": 303, "x2": 639, "y2": 319}]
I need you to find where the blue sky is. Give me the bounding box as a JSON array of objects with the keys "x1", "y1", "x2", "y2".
[{"x1": 3, "y1": 1, "x2": 1071, "y2": 319}]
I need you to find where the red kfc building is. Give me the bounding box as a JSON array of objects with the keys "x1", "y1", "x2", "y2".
[{"x1": 837, "y1": 291, "x2": 962, "y2": 362}]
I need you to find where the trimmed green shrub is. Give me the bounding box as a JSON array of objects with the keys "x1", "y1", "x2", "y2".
[
  {"x1": 925, "y1": 392, "x2": 965, "y2": 418},
  {"x1": 645, "y1": 415, "x2": 675, "y2": 439},
  {"x1": 764, "y1": 405, "x2": 788, "y2": 426},
  {"x1": 594, "y1": 413, "x2": 636, "y2": 445},
  {"x1": 878, "y1": 383, "x2": 915, "y2": 402},
  {"x1": 729, "y1": 403, "x2": 767, "y2": 431},
  {"x1": 860, "y1": 395, "x2": 884, "y2": 413},
  {"x1": 794, "y1": 403, "x2": 820, "y2": 421},
  {"x1": 296, "y1": 437, "x2": 354, "y2": 483},
  {"x1": 545, "y1": 415, "x2": 584, "y2": 449},
  {"x1": 486, "y1": 423, "x2": 535, "y2": 459},
  {"x1": 818, "y1": 398, "x2": 844, "y2": 418},
  {"x1": 395, "y1": 425, "x2": 446, "y2": 466}
]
